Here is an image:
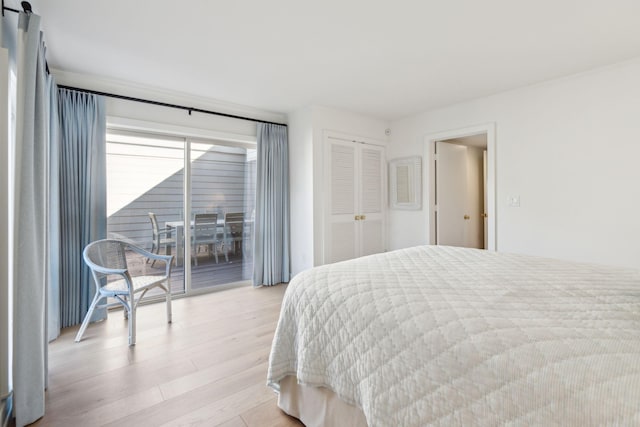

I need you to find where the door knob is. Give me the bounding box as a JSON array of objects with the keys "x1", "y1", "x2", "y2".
[
  {"x1": 361, "y1": 215, "x2": 366, "y2": 220},
  {"x1": 463, "y1": 215, "x2": 470, "y2": 220},
  {"x1": 481, "y1": 213, "x2": 488, "y2": 218}
]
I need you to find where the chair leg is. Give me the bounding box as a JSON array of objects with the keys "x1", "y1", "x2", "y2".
[
  {"x1": 75, "y1": 293, "x2": 101, "y2": 343},
  {"x1": 152, "y1": 239, "x2": 162, "y2": 267},
  {"x1": 149, "y1": 241, "x2": 158, "y2": 266},
  {"x1": 147, "y1": 242, "x2": 155, "y2": 264},
  {"x1": 166, "y1": 285, "x2": 172, "y2": 324},
  {"x1": 128, "y1": 304, "x2": 136, "y2": 346}
]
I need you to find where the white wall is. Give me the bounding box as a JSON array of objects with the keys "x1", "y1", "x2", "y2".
[
  {"x1": 288, "y1": 107, "x2": 314, "y2": 276},
  {"x1": 388, "y1": 58, "x2": 640, "y2": 269},
  {"x1": 288, "y1": 105, "x2": 389, "y2": 275}
]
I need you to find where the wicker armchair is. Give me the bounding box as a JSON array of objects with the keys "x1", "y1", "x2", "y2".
[{"x1": 75, "y1": 239, "x2": 173, "y2": 346}]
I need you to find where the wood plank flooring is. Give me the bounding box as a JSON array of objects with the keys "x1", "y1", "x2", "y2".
[{"x1": 33, "y1": 284, "x2": 303, "y2": 427}]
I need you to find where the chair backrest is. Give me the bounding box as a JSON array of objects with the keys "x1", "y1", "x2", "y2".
[
  {"x1": 225, "y1": 212, "x2": 244, "y2": 236},
  {"x1": 148, "y1": 212, "x2": 160, "y2": 237},
  {"x1": 194, "y1": 213, "x2": 218, "y2": 241},
  {"x1": 84, "y1": 239, "x2": 129, "y2": 273}
]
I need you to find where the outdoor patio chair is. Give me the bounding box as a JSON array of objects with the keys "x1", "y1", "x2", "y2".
[
  {"x1": 224, "y1": 212, "x2": 245, "y2": 255},
  {"x1": 148, "y1": 212, "x2": 176, "y2": 266},
  {"x1": 75, "y1": 239, "x2": 173, "y2": 346},
  {"x1": 192, "y1": 213, "x2": 227, "y2": 265}
]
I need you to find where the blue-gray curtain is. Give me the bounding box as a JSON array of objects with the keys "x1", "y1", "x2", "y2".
[
  {"x1": 11, "y1": 12, "x2": 49, "y2": 427},
  {"x1": 253, "y1": 123, "x2": 290, "y2": 286},
  {"x1": 57, "y1": 88, "x2": 107, "y2": 328}
]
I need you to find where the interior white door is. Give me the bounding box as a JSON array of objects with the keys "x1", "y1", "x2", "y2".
[
  {"x1": 359, "y1": 145, "x2": 385, "y2": 256},
  {"x1": 483, "y1": 150, "x2": 488, "y2": 249},
  {"x1": 465, "y1": 147, "x2": 484, "y2": 249},
  {"x1": 436, "y1": 141, "x2": 468, "y2": 247}
]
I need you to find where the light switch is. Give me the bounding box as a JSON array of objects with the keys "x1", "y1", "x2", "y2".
[{"x1": 507, "y1": 195, "x2": 520, "y2": 207}]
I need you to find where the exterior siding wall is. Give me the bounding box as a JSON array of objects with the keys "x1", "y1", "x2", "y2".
[{"x1": 107, "y1": 146, "x2": 254, "y2": 249}]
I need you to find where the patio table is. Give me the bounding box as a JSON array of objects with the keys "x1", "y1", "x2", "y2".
[{"x1": 165, "y1": 217, "x2": 253, "y2": 266}]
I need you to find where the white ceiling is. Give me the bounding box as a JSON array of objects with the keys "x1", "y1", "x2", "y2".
[{"x1": 22, "y1": 0, "x2": 640, "y2": 120}]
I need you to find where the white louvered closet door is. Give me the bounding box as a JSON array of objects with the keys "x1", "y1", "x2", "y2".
[
  {"x1": 359, "y1": 145, "x2": 385, "y2": 256},
  {"x1": 328, "y1": 141, "x2": 358, "y2": 263},
  {"x1": 325, "y1": 138, "x2": 385, "y2": 264}
]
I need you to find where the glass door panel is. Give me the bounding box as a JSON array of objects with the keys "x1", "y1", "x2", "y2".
[
  {"x1": 189, "y1": 141, "x2": 256, "y2": 290},
  {"x1": 106, "y1": 131, "x2": 186, "y2": 297}
]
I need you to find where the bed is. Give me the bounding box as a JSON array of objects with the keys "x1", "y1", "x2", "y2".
[{"x1": 267, "y1": 245, "x2": 640, "y2": 426}]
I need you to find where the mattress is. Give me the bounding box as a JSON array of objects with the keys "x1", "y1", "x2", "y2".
[{"x1": 267, "y1": 245, "x2": 640, "y2": 426}]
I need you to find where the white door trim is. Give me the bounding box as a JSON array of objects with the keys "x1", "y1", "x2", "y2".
[{"x1": 423, "y1": 123, "x2": 497, "y2": 251}]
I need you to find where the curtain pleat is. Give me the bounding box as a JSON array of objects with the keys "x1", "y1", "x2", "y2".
[
  {"x1": 47, "y1": 75, "x2": 60, "y2": 343},
  {"x1": 57, "y1": 89, "x2": 106, "y2": 328},
  {"x1": 12, "y1": 12, "x2": 47, "y2": 427},
  {"x1": 253, "y1": 123, "x2": 290, "y2": 286}
]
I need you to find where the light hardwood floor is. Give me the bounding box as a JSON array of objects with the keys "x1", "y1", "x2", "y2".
[{"x1": 33, "y1": 284, "x2": 303, "y2": 427}]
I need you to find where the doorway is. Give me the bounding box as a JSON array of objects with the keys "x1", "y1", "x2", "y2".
[
  {"x1": 435, "y1": 136, "x2": 487, "y2": 248},
  {"x1": 424, "y1": 123, "x2": 496, "y2": 251}
]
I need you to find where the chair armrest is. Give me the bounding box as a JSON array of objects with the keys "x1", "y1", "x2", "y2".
[{"x1": 84, "y1": 257, "x2": 127, "y2": 277}]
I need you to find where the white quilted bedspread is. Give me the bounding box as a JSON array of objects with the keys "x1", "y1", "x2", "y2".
[{"x1": 267, "y1": 246, "x2": 640, "y2": 426}]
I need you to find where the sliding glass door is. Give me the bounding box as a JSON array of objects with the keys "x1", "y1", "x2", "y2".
[
  {"x1": 106, "y1": 130, "x2": 186, "y2": 296},
  {"x1": 105, "y1": 128, "x2": 256, "y2": 299},
  {"x1": 188, "y1": 141, "x2": 256, "y2": 290}
]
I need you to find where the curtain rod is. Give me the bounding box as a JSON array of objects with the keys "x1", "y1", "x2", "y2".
[
  {"x1": 1, "y1": 1, "x2": 31, "y2": 16},
  {"x1": 58, "y1": 85, "x2": 287, "y2": 127},
  {"x1": 2, "y1": 1, "x2": 50, "y2": 74}
]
